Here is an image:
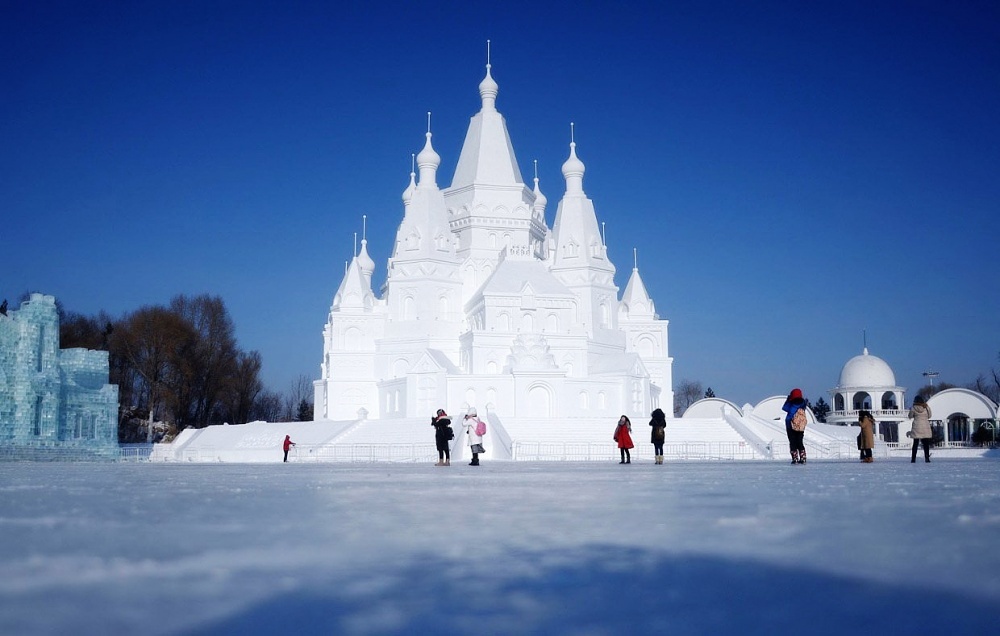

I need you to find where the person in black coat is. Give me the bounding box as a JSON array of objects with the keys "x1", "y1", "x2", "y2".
[
  {"x1": 649, "y1": 408, "x2": 667, "y2": 464},
  {"x1": 431, "y1": 409, "x2": 453, "y2": 466}
]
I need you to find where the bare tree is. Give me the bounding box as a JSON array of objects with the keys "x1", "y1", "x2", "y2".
[
  {"x1": 115, "y1": 306, "x2": 193, "y2": 441},
  {"x1": 249, "y1": 390, "x2": 284, "y2": 422},
  {"x1": 167, "y1": 295, "x2": 239, "y2": 428},
  {"x1": 283, "y1": 374, "x2": 314, "y2": 421},
  {"x1": 674, "y1": 379, "x2": 704, "y2": 416},
  {"x1": 224, "y1": 350, "x2": 264, "y2": 424}
]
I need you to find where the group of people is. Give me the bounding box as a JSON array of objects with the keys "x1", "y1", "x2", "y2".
[
  {"x1": 431, "y1": 408, "x2": 486, "y2": 466},
  {"x1": 612, "y1": 408, "x2": 668, "y2": 464},
  {"x1": 782, "y1": 388, "x2": 934, "y2": 465},
  {"x1": 283, "y1": 390, "x2": 938, "y2": 465}
]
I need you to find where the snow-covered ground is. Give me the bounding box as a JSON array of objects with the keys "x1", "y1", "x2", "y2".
[{"x1": 2, "y1": 458, "x2": 998, "y2": 635}]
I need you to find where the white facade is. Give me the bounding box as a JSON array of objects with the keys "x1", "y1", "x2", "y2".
[
  {"x1": 315, "y1": 63, "x2": 673, "y2": 423},
  {"x1": 827, "y1": 347, "x2": 908, "y2": 442}
]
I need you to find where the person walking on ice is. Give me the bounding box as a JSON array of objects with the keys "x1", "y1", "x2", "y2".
[
  {"x1": 649, "y1": 408, "x2": 667, "y2": 464},
  {"x1": 463, "y1": 407, "x2": 486, "y2": 466},
  {"x1": 432, "y1": 409, "x2": 453, "y2": 466},
  {"x1": 782, "y1": 388, "x2": 809, "y2": 464},
  {"x1": 908, "y1": 395, "x2": 933, "y2": 463},
  {"x1": 614, "y1": 415, "x2": 634, "y2": 464},
  {"x1": 282, "y1": 435, "x2": 295, "y2": 463}
]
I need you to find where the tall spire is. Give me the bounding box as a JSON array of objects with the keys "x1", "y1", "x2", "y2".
[
  {"x1": 402, "y1": 153, "x2": 416, "y2": 206},
  {"x1": 532, "y1": 159, "x2": 547, "y2": 215},
  {"x1": 357, "y1": 215, "x2": 375, "y2": 282},
  {"x1": 479, "y1": 40, "x2": 499, "y2": 112},
  {"x1": 561, "y1": 123, "x2": 586, "y2": 195},
  {"x1": 450, "y1": 48, "x2": 524, "y2": 188},
  {"x1": 416, "y1": 112, "x2": 440, "y2": 189}
]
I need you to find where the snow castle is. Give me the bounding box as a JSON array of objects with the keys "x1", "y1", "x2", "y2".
[{"x1": 314, "y1": 61, "x2": 674, "y2": 424}]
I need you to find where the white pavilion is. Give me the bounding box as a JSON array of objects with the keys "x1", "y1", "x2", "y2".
[{"x1": 313, "y1": 61, "x2": 673, "y2": 425}]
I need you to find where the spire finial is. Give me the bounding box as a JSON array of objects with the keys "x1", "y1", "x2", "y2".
[
  {"x1": 863, "y1": 329, "x2": 868, "y2": 354},
  {"x1": 353, "y1": 232, "x2": 358, "y2": 257},
  {"x1": 601, "y1": 221, "x2": 606, "y2": 246},
  {"x1": 533, "y1": 159, "x2": 538, "y2": 180},
  {"x1": 487, "y1": 39, "x2": 491, "y2": 65},
  {"x1": 362, "y1": 214, "x2": 367, "y2": 241},
  {"x1": 633, "y1": 247, "x2": 637, "y2": 270},
  {"x1": 417, "y1": 116, "x2": 441, "y2": 188},
  {"x1": 561, "y1": 123, "x2": 586, "y2": 193},
  {"x1": 410, "y1": 153, "x2": 415, "y2": 174}
]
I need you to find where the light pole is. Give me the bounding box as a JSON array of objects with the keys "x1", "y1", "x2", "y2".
[{"x1": 922, "y1": 370, "x2": 939, "y2": 389}]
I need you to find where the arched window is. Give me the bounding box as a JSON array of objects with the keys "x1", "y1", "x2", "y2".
[
  {"x1": 521, "y1": 313, "x2": 534, "y2": 332},
  {"x1": 392, "y1": 358, "x2": 408, "y2": 378},
  {"x1": 344, "y1": 327, "x2": 362, "y2": 350},
  {"x1": 546, "y1": 314, "x2": 558, "y2": 332},
  {"x1": 881, "y1": 391, "x2": 898, "y2": 410},
  {"x1": 403, "y1": 296, "x2": 415, "y2": 320},
  {"x1": 853, "y1": 392, "x2": 872, "y2": 411},
  {"x1": 579, "y1": 391, "x2": 589, "y2": 410}
]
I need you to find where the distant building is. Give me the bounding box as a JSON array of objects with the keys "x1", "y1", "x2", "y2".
[
  {"x1": 826, "y1": 347, "x2": 999, "y2": 445},
  {"x1": 0, "y1": 294, "x2": 118, "y2": 459},
  {"x1": 314, "y1": 61, "x2": 673, "y2": 423},
  {"x1": 827, "y1": 347, "x2": 908, "y2": 442}
]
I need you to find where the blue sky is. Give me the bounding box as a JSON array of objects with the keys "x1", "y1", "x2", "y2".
[{"x1": 3, "y1": 0, "x2": 998, "y2": 406}]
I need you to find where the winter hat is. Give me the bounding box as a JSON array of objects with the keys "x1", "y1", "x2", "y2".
[
  {"x1": 914, "y1": 395, "x2": 926, "y2": 405},
  {"x1": 467, "y1": 407, "x2": 478, "y2": 417},
  {"x1": 436, "y1": 408, "x2": 447, "y2": 416},
  {"x1": 789, "y1": 388, "x2": 803, "y2": 401}
]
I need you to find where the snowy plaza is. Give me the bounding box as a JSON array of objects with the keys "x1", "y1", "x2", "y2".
[{"x1": 2, "y1": 459, "x2": 998, "y2": 635}]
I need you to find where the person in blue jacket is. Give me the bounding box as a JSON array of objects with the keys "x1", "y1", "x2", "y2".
[{"x1": 782, "y1": 388, "x2": 808, "y2": 464}]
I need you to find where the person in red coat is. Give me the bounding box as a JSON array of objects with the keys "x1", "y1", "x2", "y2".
[
  {"x1": 614, "y1": 415, "x2": 634, "y2": 464},
  {"x1": 282, "y1": 435, "x2": 295, "y2": 463}
]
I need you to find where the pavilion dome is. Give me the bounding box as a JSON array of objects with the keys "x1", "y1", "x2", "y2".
[{"x1": 838, "y1": 348, "x2": 896, "y2": 388}]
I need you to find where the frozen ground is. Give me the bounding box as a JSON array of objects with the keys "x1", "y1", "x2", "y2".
[{"x1": 1, "y1": 458, "x2": 998, "y2": 635}]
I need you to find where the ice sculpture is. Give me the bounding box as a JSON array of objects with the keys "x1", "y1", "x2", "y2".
[{"x1": 0, "y1": 294, "x2": 118, "y2": 460}]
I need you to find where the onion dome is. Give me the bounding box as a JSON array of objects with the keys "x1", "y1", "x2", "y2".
[
  {"x1": 479, "y1": 63, "x2": 499, "y2": 111},
  {"x1": 561, "y1": 140, "x2": 586, "y2": 194}
]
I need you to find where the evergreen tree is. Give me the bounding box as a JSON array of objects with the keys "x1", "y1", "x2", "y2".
[
  {"x1": 704, "y1": 387, "x2": 716, "y2": 398},
  {"x1": 813, "y1": 397, "x2": 831, "y2": 423}
]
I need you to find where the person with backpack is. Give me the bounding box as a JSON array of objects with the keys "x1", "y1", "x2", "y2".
[
  {"x1": 858, "y1": 410, "x2": 875, "y2": 463},
  {"x1": 649, "y1": 408, "x2": 667, "y2": 464},
  {"x1": 463, "y1": 407, "x2": 486, "y2": 466},
  {"x1": 782, "y1": 388, "x2": 809, "y2": 464},
  {"x1": 614, "y1": 415, "x2": 634, "y2": 464},
  {"x1": 431, "y1": 409, "x2": 453, "y2": 466}
]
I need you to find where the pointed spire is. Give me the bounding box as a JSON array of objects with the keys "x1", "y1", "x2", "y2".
[
  {"x1": 532, "y1": 159, "x2": 547, "y2": 212},
  {"x1": 479, "y1": 40, "x2": 499, "y2": 112},
  {"x1": 561, "y1": 123, "x2": 586, "y2": 195},
  {"x1": 402, "y1": 153, "x2": 416, "y2": 206},
  {"x1": 416, "y1": 113, "x2": 440, "y2": 188},
  {"x1": 622, "y1": 252, "x2": 655, "y2": 318},
  {"x1": 358, "y1": 215, "x2": 375, "y2": 279}
]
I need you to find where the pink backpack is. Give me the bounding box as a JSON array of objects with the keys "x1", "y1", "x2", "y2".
[{"x1": 474, "y1": 418, "x2": 487, "y2": 437}]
